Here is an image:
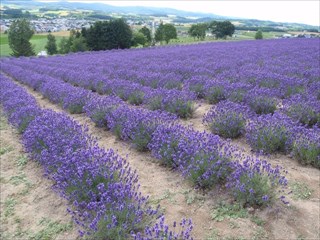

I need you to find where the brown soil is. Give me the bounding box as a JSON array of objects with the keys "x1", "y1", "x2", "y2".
[
  {"x1": 37, "y1": 31, "x2": 70, "y2": 37},
  {"x1": 3, "y1": 77, "x2": 320, "y2": 239},
  {"x1": 0, "y1": 111, "x2": 79, "y2": 240}
]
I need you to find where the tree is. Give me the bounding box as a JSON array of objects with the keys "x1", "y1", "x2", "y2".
[
  {"x1": 81, "y1": 27, "x2": 88, "y2": 39},
  {"x1": 58, "y1": 37, "x2": 72, "y2": 54},
  {"x1": 255, "y1": 30, "x2": 263, "y2": 40},
  {"x1": 71, "y1": 36, "x2": 87, "y2": 52},
  {"x1": 8, "y1": 19, "x2": 35, "y2": 57},
  {"x1": 155, "y1": 22, "x2": 164, "y2": 43},
  {"x1": 108, "y1": 18, "x2": 132, "y2": 49},
  {"x1": 155, "y1": 23, "x2": 177, "y2": 44},
  {"x1": 45, "y1": 33, "x2": 58, "y2": 55},
  {"x1": 85, "y1": 21, "x2": 105, "y2": 51},
  {"x1": 70, "y1": 29, "x2": 81, "y2": 38},
  {"x1": 188, "y1": 23, "x2": 207, "y2": 40},
  {"x1": 132, "y1": 32, "x2": 147, "y2": 47},
  {"x1": 85, "y1": 19, "x2": 132, "y2": 51},
  {"x1": 58, "y1": 30, "x2": 88, "y2": 54},
  {"x1": 163, "y1": 24, "x2": 177, "y2": 44},
  {"x1": 139, "y1": 26, "x2": 152, "y2": 43},
  {"x1": 209, "y1": 21, "x2": 235, "y2": 39}
]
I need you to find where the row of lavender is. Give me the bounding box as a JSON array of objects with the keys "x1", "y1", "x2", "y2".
[
  {"x1": 2, "y1": 56, "x2": 319, "y2": 169},
  {"x1": 8, "y1": 39, "x2": 319, "y2": 98},
  {"x1": 203, "y1": 100, "x2": 320, "y2": 168},
  {"x1": 2, "y1": 39, "x2": 319, "y2": 122},
  {"x1": 0, "y1": 73, "x2": 193, "y2": 240},
  {"x1": 0, "y1": 65, "x2": 288, "y2": 208},
  {"x1": 2, "y1": 61, "x2": 196, "y2": 118},
  {"x1": 4, "y1": 57, "x2": 319, "y2": 136}
]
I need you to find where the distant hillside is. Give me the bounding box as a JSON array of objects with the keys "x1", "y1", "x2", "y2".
[
  {"x1": 1, "y1": 0, "x2": 318, "y2": 31},
  {"x1": 1, "y1": 0, "x2": 225, "y2": 18}
]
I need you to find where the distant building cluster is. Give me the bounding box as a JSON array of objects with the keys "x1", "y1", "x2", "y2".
[
  {"x1": 0, "y1": 18, "x2": 94, "y2": 33},
  {"x1": 279, "y1": 33, "x2": 318, "y2": 39},
  {"x1": 0, "y1": 17, "x2": 181, "y2": 33}
]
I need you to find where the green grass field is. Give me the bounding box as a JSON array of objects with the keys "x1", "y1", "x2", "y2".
[
  {"x1": 0, "y1": 30, "x2": 281, "y2": 57},
  {"x1": 0, "y1": 33, "x2": 66, "y2": 57},
  {"x1": 168, "y1": 31, "x2": 280, "y2": 45},
  {"x1": 239, "y1": 31, "x2": 283, "y2": 39}
]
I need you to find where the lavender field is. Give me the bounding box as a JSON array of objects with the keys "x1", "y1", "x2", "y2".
[{"x1": 1, "y1": 38, "x2": 319, "y2": 239}]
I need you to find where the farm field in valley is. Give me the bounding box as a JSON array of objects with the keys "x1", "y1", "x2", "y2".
[{"x1": 0, "y1": 38, "x2": 319, "y2": 239}]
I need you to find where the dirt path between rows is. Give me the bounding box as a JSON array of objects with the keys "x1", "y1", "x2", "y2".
[
  {"x1": 4, "y1": 75, "x2": 320, "y2": 239},
  {"x1": 0, "y1": 111, "x2": 79, "y2": 240}
]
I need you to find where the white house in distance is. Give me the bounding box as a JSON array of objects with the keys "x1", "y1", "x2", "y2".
[
  {"x1": 0, "y1": 25, "x2": 9, "y2": 32},
  {"x1": 282, "y1": 33, "x2": 293, "y2": 38},
  {"x1": 37, "y1": 50, "x2": 48, "y2": 56}
]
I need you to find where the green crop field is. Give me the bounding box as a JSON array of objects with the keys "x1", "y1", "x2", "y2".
[{"x1": 0, "y1": 33, "x2": 67, "y2": 57}]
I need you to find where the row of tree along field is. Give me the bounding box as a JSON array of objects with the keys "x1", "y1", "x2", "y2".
[{"x1": 6, "y1": 18, "x2": 264, "y2": 57}]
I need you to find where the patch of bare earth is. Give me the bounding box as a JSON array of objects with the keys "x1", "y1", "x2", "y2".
[
  {"x1": 6, "y1": 76, "x2": 320, "y2": 239},
  {"x1": 0, "y1": 111, "x2": 78, "y2": 240}
]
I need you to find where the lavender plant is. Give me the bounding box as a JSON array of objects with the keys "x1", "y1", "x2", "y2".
[
  {"x1": 292, "y1": 127, "x2": 320, "y2": 168},
  {"x1": 257, "y1": 75, "x2": 280, "y2": 89},
  {"x1": 227, "y1": 157, "x2": 288, "y2": 207},
  {"x1": 204, "y1": 81, "x2": 227, "y2": 104},
  {"x1": 84, "y1": 95, "x2": 124, "y2": 128},
  {"x1": 226, "y1": 82, "x2": 252, "y2": 103},
  {"x1": 133, "y1": 216, "x2": 193, "y2": 240},
  {"x1": 23, "y1": 110, "x2": 90, "y2": 172},
  {"x1": 107, "y1": 105, "x2": 177, "y2": 151},
  {"x1": 162, "y1": 78, "x2": 183, "y2": 90},
  {"x1": 279, "y1": 78, "x2": 305, "y2": 98},
  {"x1": 9, "y1": 105, "x2": 41, "y2": 133},
  {"x1": 184, "y1": 76, "x2": 208, "y2": 98},
  {"x1": 203, "y1": 101, "x2": 251, "y2": 138},
  {"x1": 62, "y1": 88, "x2": 89, "y2": 114},
  {"x1": 282, "y1": 94, "x2": 320, "y2": 127},
  {"x1": 308, "y1": 81, "x2": 320, "y2": 100},
  {"x1": 0, "y1": 74, "x2": 41, "y2": 133},
  {"x1": 246, "y1": 113, "x2": 295, "y2": 154},
  {"x1": 127, "y1": 90, "x2": 145, "y2": 105},
  {"x1": 145, "y1": 89, "x2": 196, "y2": 119},
  {"x1": 246, "y1": 88, "x2": 279, "y2": 115},
  {"x1": 61, "y1": 148, "x2": 155, "y2": 239},
  {"x1": 149, "y1": 125, "x2": 232, "y2": 188},
  {"x1": 148, "y1": 125, "x2": 183, "y2": 168},
  {"x1": 0, "y1": 63, "x2": 44, "y2": 91}
]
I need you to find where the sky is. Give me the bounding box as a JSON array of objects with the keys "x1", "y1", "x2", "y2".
[{"x1": 52, "y1": 1, "x2": 320, "y2": 26}]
